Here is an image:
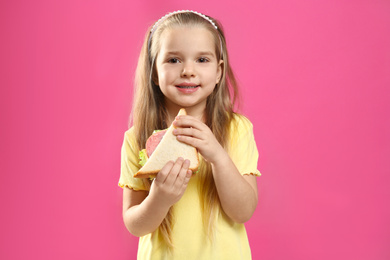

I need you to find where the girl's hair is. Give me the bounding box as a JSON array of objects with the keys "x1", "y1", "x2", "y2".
[{"x1": 131, "y1": 11, "x2": 239, "y2": 249}]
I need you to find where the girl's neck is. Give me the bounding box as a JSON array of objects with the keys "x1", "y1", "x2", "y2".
[{"x1": 164, "y1": 103, "x2": 206, "y2": 125}]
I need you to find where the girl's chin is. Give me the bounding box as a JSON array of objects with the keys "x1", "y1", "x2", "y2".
[{"x1": 165, "y1": 99, "x2": 207, "y2": 111}]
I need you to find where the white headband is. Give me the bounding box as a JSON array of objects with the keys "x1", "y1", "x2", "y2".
[{"x1": 150, "y1": 10, "x2": 218, "y2": 36}]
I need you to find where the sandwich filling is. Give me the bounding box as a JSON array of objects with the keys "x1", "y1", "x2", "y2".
[{"x1": 139, "y1": 129, "x2": 167, "y2": 167}]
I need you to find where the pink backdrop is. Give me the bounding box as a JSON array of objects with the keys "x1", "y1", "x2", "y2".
[{"x1": 1, "y1": 0, "x2": 389, "y2": 259}]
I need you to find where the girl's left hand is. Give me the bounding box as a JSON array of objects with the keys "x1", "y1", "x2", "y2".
[{"x1": 172, "y1": 115, "x2": 225, "y2": 164}]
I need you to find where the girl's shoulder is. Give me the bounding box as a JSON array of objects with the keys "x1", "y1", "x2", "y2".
[
  {"x1": 227, "y1": 113, "x2": 256, "y2": 150},
  {"x1": 231, "y1": 113, "x2": 254, "y2": 131},
  {"x1": 123, "y1": 126, "x2": 138, "y2": 149},
  {"x1": 124, "y1": 126, "x2": 135, "y2": 139}
]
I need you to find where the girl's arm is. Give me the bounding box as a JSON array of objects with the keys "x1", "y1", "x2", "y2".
[
  {"x1": 210, "y1": 152, "x2": 258, "y2": 223},
  {"x1": 173, "y1": 116, "x2": 258, "y2": 223},
  {"x1": 122, "y1": 158, "x2": 192, "y2": 237}
]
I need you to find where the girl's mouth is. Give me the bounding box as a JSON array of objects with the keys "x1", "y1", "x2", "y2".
[
  {"x1": 176, "y1": 85, "x2": 199, "y2": 89},
  {"x1": 175, "y1": 84, "x2": 200, "y2": 93}
]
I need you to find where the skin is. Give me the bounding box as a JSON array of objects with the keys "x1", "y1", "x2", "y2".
[
  {"x1": 123, "y1": 158, "x2": 192, "y2": 236},
  {"x1": 123, "y1": 26, "x2": 258, "y2": 237},
  {"x1": 155, "y1": 26, "x2": 223, "y2": 122}
]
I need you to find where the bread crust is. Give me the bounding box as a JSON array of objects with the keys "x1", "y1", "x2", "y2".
[{"x1": 134, "y1": 165, "x2": 199, "y2": 179}]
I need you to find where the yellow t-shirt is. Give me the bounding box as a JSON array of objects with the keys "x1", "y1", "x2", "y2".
[{"x1": 119, "y1": 114, "x2": 261, "y2": 260}]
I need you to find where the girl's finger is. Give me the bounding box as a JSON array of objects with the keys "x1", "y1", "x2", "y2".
[
  {"x1": 155, "y1": 160, "x2": 174, "y2": 184},
  {"x1": 173, "y1": 159, "x2": 190, "y2": 188},
  {"x1": 164, "y1": 157, "x2": 185, "y2": 186},
  {"x1": 173, "y1": 127, "x2": 203, "y2": 140},
  {"x1": 178, "y1": 170, "x2": 192, "y2": 191},
  {"x1": 173, "y1": 115, "x2": 204, "y2": 130},
  {"x1": 175, "y1": 134, "x2": 200, "y2": 149}
]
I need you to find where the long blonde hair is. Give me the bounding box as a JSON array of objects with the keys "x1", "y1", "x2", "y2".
[{"x1": 131, "y1": 11, "x2": 240, "y2": 248}]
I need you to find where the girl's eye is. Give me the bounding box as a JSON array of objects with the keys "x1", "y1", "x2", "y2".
[
  {"x1": 168, "y1": 58, "x2": 179, "y2": 63},
  {"x1": 198, "y1": 57, "x2": 209, "y2": 63}
]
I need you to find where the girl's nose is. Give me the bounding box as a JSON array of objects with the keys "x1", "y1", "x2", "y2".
[{"x1": 181, "y1": 62, "x2": 195, "y2": 77}]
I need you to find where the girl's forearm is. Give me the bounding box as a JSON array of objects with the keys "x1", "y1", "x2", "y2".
[
  {"x1": 123, "y1": 159, "x2": 192, "y2": 237},
  {"x1": 211, "y1": 152, "x2": 258, "y2": 223},
  {"x1": 123, "y1": 194, "x2": 170, "y2": 237}
]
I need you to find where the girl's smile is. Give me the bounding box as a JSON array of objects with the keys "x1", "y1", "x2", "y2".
[
  {"x1": 155, "y1": 26, "x2": 222, "y2": 114},
  {"x1": 175, "y1": 82, "x2": 200, "y2": 94}
]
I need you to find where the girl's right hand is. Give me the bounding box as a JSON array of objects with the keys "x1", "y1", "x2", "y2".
[{"x1": 149, "y1": 157, "x2": 192, "y2": 208}]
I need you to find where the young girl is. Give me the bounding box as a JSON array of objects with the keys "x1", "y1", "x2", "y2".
[{"x1": 119, "y1": 10, "x2": 261, "y2": 259}]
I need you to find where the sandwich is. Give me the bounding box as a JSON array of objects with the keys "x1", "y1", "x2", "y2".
[{"x1": 134, "y1": 108, "x2": 199, "y2": 178}]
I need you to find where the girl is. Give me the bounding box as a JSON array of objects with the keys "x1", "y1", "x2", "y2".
[{"x1": 119, "y1": 10, "x2": 261, "y2": 259}]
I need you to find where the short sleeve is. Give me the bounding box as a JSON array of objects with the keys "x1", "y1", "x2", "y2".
[
  {"x1": 228, "y1": 115, "x2": 261, "y2": 176},
  {"x1": 118, "y1": 128, "x2": 151, "y2": 191}
]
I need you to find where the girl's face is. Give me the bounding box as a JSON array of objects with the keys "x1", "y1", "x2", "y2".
[{"x1": 155, "y1": 26, "x2": 222, "y2": 115}]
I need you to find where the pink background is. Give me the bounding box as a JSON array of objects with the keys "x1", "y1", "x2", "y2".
[{"x1": 1, "y1": 0, "x2": 389, "y2": 259}]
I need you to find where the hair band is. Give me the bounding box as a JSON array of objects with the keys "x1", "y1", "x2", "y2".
[{"x1": 150, "y1": 10, "x2": 218, "y2": 35}]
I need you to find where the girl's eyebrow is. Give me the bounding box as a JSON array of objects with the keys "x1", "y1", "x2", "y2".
[
  {"x1": 164, "y1": 51, "x2": 181, "y2": 56},
  {"x1": 198, "y1": 51, "x2": 216, "y2": 57},
  {"x1": 164, "y1": 51, "x2": 216, "y2": 57}
]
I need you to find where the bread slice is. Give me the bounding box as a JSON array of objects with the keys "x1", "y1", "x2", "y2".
[{"x1": 134, "y1": 109, "x2": 199, "y2": 178}]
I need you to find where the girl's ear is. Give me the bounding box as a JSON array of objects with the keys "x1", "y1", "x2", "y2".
[
  {"x1": 216, "y1": 60, "x2": 223, "y2": 84},
  {"x1": 153, "y1": 74, "x2": 159, "y2": 86},
  {"x1": 152, "y1": 67, "x2": 159, "y2": 86}
]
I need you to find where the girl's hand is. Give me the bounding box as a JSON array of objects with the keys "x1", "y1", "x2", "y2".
[
  {"x1": 149, "y1": 157, "x2": 192, "y2": 208},
  {"x1": 172, "y1": 115, "x2": 225, "y2": 164}
]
